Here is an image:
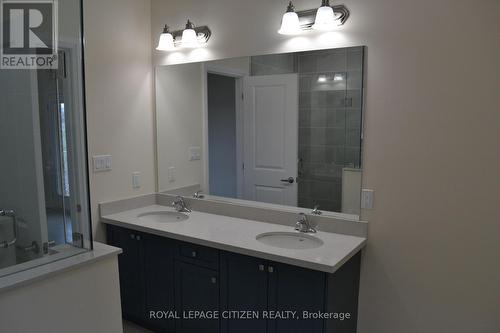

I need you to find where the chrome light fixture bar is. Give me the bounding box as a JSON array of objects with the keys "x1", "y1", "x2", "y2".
[
  {"x1": 156, "y1": 20, "x2": 212, "y2": 51},
  {"x1": 278, "y1": 1, "x2": 349, "y2": 35}
]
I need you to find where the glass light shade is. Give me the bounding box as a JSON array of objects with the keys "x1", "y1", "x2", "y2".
[
  {"x1": 181, "y1": 28, "x2": 199, "y2": 48},
  {"x1": 312, "y1": 5, "x2": 336, "y2": 31},
  {"x1": 278, "y1": 11, "x2": 301, "y2": 35},
  {"x1": 156, "y1": 32, "x2": 175, "y2": 51},
  {"x1": 333, "y1": 73, "x2": 344, "y2": 81}
]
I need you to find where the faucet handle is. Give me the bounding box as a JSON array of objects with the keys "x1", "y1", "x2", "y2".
[
  {"x1": 193, "y1": 190, "x2": 204, "y2": 199},
  {"x1": 311, "y1": 205, "x2": 322, "y2": 215},
  {"x1": 172, "y1": 196, "x2": 182, "y2": 208},
  {"x1": 295, "y1": 212, "x2": 317, "y2": 233}
]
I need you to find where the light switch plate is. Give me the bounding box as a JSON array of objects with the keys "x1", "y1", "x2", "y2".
[
  {"x1": 361, "y1": 189, "x2": 374, "y2": 209},
  {"x1": 93, "y1": 155, "x2": 112, "y2": 172},
  {"x1": 189, "y1": 146, "x2": 201, "y2": 161}
]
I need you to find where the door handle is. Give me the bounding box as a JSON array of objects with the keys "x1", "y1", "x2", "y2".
[{"x1": 280, "y1": 177, "x2": 295, "y2": 184}]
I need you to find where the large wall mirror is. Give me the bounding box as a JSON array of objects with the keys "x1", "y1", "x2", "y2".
[{"x1": 155, "y1": 46, "x2": 365, "y2": 217}]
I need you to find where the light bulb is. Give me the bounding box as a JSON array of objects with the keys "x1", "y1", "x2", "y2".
[
  {"x1": 156, "y1": 25, "x2": 175, "y2": 51},
  {"x1": 181, "y1": 20, "x2": 199, "y2": 48},
  {"x1": 312, "y1": 0, "x2": 336, "y2": 31},
  {"x1": 278, "y1": 2, "x2": 301, "y2": 35}
]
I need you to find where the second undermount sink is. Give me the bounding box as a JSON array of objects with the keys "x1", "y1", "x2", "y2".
[
  {"x1": 256, "y1": 232, "x2": 323, "y2": 250},
  {"x1": 137, "y1": 211, "x2": 189, "y2": 223}
]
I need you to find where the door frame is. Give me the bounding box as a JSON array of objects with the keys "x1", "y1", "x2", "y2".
[{"x1": 201, "y1": 64, "x2": 246, "y2": 198}]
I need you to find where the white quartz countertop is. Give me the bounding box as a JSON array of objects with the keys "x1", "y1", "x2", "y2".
[{"x1": 102, "y1": 205, "x2": 366, "y2": 273}]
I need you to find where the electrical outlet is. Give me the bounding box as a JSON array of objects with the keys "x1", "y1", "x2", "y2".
[
  {"x1": 93, "y1": 155, "x2": 112, "y2": 172},
  {"x1": 132, "y1": 172, "x2": 141, "y2": 189},
  {"x1": 361, "y1": 189, "x2": 374, "y2": 209}
]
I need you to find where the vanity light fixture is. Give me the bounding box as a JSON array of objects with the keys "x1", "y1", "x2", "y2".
[
  {"x1": 278, "y1": 2, "x2": 301, "y2": 35},
  {"x1": 277, "y1": 0, "x2": 349, "y2": 35},
  {"x1": 156, "y1": 25, "x2": 175, "y2": 51},
  {"x1": 156, "y1": 20, "x2": 212, "y2": 52},
  {"x1": 317, "y1": 73, "x2": 344, "y2": 83}
]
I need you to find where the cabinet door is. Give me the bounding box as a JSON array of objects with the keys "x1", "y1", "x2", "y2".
[
  {"x1": 107, "y1": 225, "x2": 146, "y2": 321},
  {"x1": 175, "y1": 261, "x2": 220, "y2": 333},
  {"x1": 220, "y1": 252, "x2": 268, "y2": 333},
  {"x1": 143, "y1": 233, "x2": 176, "y2": 332},
  {"x1": 268, "y1": 262, "x2": 326, "y2": 333}
]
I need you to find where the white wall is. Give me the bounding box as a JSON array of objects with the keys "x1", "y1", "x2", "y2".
[
  {"x1": 156, "y1": 63, "x2": 204, "y2": 191},
  {"x1": 207, "y1": 57, "x2": 250, "y2": 75},
  {"x1": 151, "y1": 0, "x2": 500, "y2": 332},
  {"x1": 83, "y1": 0, "x2": 156, "y2": 241},
  {"x1": 0, "y1": 256, "x2": 122, "y2": 333}
]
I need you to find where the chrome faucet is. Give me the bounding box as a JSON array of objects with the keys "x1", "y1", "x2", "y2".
[
  {"x1": 172, "y1": 196, "x2": 192, "y2": 213},
  {"x1": 193, "y1": 190, "x2": 204, "y2": 199},
  {"x1": 311, "y1": 205, "x2": 322, "y2": 215},
  {"x1": 0, "y1": 209, "x2": 17, "y2": 248},
  {"x1": 295, "y1": 213, "x2": 317, "y2": 233}
]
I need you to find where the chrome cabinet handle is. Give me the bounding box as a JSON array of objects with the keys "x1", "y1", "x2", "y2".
[
  {"x1": 211, "y1": 277, "x2": 217, "y2": 284},
  {"x1": 130, "y1": 234, "x2": 135, "y2": 240},
  {"x1": 136, "y1": 235, "x2": 141, "y2": 241},
  {"x1": 258, "y1": 264, "x2": 265, "y2": 271},
  {"x1": 191, "y1": 251, "x2": 197, "y2": 258},
  {"x1": 280, "y1": 177, "x2": 295, "y2": 184},
  {"x1": 268, "y1": 266, "x2": 274, "y2": 273}
]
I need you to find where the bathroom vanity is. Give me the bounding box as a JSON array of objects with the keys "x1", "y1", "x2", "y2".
[
  {"x1": 104, "y1": 45, "x2": 367, "y2": 333},
  {"x1": 101, "y1": 195, "x2": 366, "y2": 333}
]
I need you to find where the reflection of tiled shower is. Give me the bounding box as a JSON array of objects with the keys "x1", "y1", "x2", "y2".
[{"x1": 251, "y1": 47, "x2": 364, "y2": 212}]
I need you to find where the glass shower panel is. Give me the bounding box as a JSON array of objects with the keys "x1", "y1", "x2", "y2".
[
  {"x1": 297, "y1": 47, "x2": 364, "y2": 213},
  {"x1": 0, "y1": 0, "x2": 91, "y2": 277}
]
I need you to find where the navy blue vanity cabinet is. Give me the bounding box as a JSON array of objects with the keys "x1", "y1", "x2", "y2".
[
  {"x1": 106, "y1": 225, "x2": 146, "y2": 323},
  {"x1": 143, "y1": 233, "x2": 176, "y2": 332},
  {"x1": 268, "y1": 262, "x2": 326, "y2": 333},
  {"x1": 324, "y1": 252, "x2": 361, "y2": 333},
  {"x1": 175, "y1": 261, "x2": 220, "y2": 333},
  {"x1": 220, "y1": 252, "x2": 268, "y2": 333},
  {"x1": 107, "y1": 224, "x2": 362, "y2": 333},
  {"x1": 220, "y1": 252, "x2": 326, "y2": 333}
]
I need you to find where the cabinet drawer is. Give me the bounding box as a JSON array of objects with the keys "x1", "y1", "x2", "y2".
[{"x1": 176, "y1": 241, "x2": 219, "y2": 269}]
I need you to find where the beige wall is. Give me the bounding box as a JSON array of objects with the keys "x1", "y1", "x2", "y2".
[
  {"x1": 0, "y1": 257, "x2": 122, "y2": 333},
  {"x1": 151, "y1": 0, "x2": 500, "y2": 332},
  {"x1": 84, "y1": 0, "x2": 156, "y2": 241}
]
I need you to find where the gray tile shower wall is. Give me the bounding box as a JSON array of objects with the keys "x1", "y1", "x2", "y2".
[{"x1": 251, "y1": 47, "x2": 364, "y2": 213}]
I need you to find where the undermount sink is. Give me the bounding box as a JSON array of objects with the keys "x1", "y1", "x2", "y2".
[
  {"x1": 256, "y1": 232, "x2": 323, "y2": 250},
  {"x1": 137, "y1": 211, "x2": 189, "y2": 223}
]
